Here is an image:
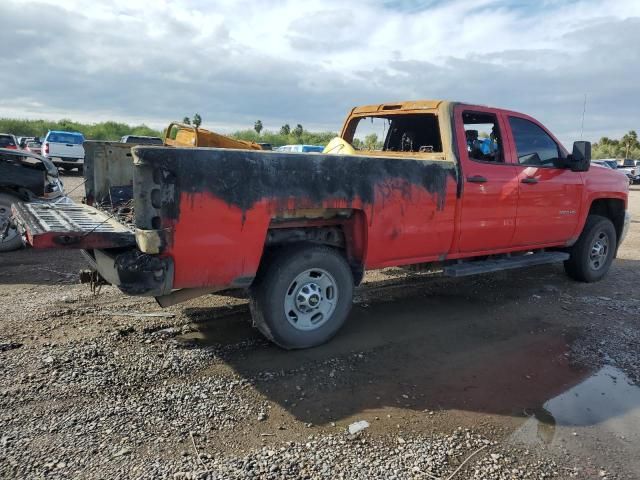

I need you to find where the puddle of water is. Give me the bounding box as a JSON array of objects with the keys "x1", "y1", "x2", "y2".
[
  {"x1": 545, "y1": 365, "x2": 640, "y2": 427},
  {"x1": 514, "y1": 365, "x2": 640, "y2": 445}
]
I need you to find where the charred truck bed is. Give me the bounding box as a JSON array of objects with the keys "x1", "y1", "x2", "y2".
[{"x1": 132, "y1": 146, "x2": 457, "y2": 293}]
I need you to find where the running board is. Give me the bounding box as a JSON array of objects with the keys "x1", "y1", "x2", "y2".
[{"x1": 443, "y1": 251, "x2": 569, "y2": 277}]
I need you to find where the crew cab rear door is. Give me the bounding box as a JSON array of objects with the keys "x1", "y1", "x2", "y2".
[
  {"x1": 454, "y1": 105, "x2": 519, "y2": 253},
  {"x1": 504, "y1": 114, "x2": 583, "y2": 245}
]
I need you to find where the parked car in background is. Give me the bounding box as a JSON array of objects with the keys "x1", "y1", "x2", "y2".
[
  {"x1": 276, "y1": 144, "x2": 325, "y2": 153},
  {"x1": 120, "y1": 135, "x2": 163, "y2": 145},
  {"x1": 17, "y1": 136, "x2": 36, "y2": 149},
  {"x1": 25, "y1": 141, "x2": 43, "y2": 155},
  {"x1": 0, "y1": 134, "x2": 19, "y2": 150},
  {"x1": 618, "y1": 158, "x2": 640, "y2": 184},
  {"x1": 0, "y1": 148, "x2": 67, "y2": 251},
  {"x1": 257, "y1": 143, "x2": 273, "y2": 150},
  {"x1": 591, "y1": 159, "x2": 618, "y2": 169},
  {"x1": 42, "y1": 130, "x2": 85, "y2": 173}
]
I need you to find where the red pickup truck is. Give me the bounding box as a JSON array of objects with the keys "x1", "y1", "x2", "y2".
[{"x1": 13, "y1": 101, "x2": 630, "y2": 349}]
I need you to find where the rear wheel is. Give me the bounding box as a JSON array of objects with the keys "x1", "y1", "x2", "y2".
[
  {"x1": 0, "y1": 193, "x2": 24, "y2": 252},
  {"x1": 249, "y1": 245, "x2": 354, "y2": 349},
  {"x1": 564, "y1": 214, "x2": 616, "y2": 282}
]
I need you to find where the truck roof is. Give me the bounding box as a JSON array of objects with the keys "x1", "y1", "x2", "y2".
[{"x1": 351, "y1": 100, "x2": 450, "y2": 115}]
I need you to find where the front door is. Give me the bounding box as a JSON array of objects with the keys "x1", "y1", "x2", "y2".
[
  {"x1": 455, "y1": 106, "x2": 519, "y2": 253},
  {"x1": 505, "y1": 115, "x2": 583, "y2": 246}
]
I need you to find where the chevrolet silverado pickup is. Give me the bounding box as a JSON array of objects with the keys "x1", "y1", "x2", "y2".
[{"x1": 12, "y1": 100, "x2": 630, "y2": 348}]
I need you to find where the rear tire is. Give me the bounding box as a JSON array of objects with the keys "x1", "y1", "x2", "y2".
[
  {"x1": 564, "y1": 214, "x2": 616, "y2": 282},
  {"x1": 249, "y1": 244, "x2": 354, "y2": 349},
  {"x1": 0, "y1": 193, "x2": 24, "y2": 252}
]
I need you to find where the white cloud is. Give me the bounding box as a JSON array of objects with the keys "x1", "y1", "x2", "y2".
[{"x1": 1, "y1": 0, "x2": 639, "y2": 145}]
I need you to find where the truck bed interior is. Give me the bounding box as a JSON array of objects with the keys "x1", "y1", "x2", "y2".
[{"x1": 84, "y1": 141, "x2": 136, "y2": 225}]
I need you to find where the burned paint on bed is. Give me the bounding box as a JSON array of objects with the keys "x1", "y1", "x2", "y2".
[{"x1": 133, "y1": 147, "x2": 456, "y2": 222}]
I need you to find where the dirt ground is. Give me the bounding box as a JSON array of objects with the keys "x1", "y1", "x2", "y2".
[{"x1": 1, "y1": 173, "x2": 639, "y2": 479}]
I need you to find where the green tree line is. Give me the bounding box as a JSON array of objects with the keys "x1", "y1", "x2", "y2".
[
  {"x1": 0, "y1": 117, "x2": 337, "y2": 147},
  {"x1": 592, "y1": 131, "x2": 639, "y2": 159},
  {"x1": 232, "y1": 121, "x2": 337, "y2": 147},
  {"x1": 0, "y1": 118, "x2": 162, "y2": 141},
  {"x1": 3, "y1": 117, "x2": 638, "y2": 156}
]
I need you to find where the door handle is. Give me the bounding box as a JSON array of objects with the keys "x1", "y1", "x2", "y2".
[
  {"x1": 521, "y1": 177, "x2": 538, "y2": 184},
  {"x1": 466, "y1": 175, "x2": 487, "y2": 183}
]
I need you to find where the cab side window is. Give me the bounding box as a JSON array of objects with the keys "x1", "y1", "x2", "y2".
[
  {"x1": 462, "y1": 112, "x2": 503, "y2": 163},
  {"x1": 509, "y1": 116, "x2": 563, "y2": 167}
]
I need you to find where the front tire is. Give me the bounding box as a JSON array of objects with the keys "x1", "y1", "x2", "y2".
[
  {"x1": 564, "y1": 215, "x2": 616, "y2": 282},
  {"x1": 0, "y1": 193, "x2": 24, "y2": 252},
  {"x1": 249, "y1": 244, "x2": 354, "y2": 349}
]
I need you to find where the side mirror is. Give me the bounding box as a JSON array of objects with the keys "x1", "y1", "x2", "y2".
[{"x1": 568, "y1": 141, "x2": 591, "y2": 172}]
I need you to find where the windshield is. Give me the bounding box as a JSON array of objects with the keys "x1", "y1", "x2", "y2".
[
  {"x1": 0, "y1": 135, "x2": 16, "y2": 147},
  {"x1": 47, "y1": 132, "x2": 84, "y2": 144}
]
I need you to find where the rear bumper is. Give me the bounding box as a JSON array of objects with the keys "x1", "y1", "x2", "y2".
[
  {"x1": 47, "y1": 156, "x2": 84, "y2": 167},
  {"x1": 82, "y1": 249, "x2": 174, "y2": 296},
  {"x1": 52, "y1": 160, "x2": 84, "y2": 167}
]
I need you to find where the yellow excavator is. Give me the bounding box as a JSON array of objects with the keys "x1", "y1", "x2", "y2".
[{"x1": 163, "y1": 122, "x2": 262, "y2": 150}]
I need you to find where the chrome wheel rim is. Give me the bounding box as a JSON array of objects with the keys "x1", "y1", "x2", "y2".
[
  {"x1": 0, "y1": 203, "x2": 18, "y2": 244},
  {"x1": 284, "y1": 268, "x2": 338, "y2": 331},
  {"x1": 589, "y1": 231, "x2": 609, "y2": 271}
]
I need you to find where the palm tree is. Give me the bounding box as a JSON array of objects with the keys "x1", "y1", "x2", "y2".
[{"x1": 620, "y1": 131, "x2": 638, "y2": 157}]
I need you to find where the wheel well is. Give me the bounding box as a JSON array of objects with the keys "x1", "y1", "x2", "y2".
[
  {"x1": 588, "y1": 198, "x2": 625, "y2": 243},
  {"x1": 264, "y1": 218, "x2": 367, "y2": 285}
]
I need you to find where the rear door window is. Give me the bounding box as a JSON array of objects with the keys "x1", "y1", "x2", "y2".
[{"x1": 462, "y1": 111, "x2": 504, "y2": 163}]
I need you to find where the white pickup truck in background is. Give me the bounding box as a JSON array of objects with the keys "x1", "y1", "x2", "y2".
[
  {"x1": 42, "y1": 130, "x2": 85, "y2": 173},
  {"x1": 619, "y1": 158, "x2": 640, "y2": 184}
]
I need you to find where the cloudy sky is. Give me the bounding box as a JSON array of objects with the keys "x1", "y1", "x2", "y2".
[{"x1": 1, "y1": 0, "x2": 639, "y2": 145}]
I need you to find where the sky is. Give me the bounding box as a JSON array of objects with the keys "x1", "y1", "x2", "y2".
[{"x1": 1, "y1": 0, "x2": 639, "y2": 146}]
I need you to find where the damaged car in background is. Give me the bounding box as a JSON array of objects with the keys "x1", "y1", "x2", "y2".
[{"x1": 0, "y1": 148, "x2": 69, "y2": 252}]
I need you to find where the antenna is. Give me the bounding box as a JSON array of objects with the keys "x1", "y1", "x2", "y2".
[{"x1": 580, "y1": 93, "x2": 587, "y2": 139}]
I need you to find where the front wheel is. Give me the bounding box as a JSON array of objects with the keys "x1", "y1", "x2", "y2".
[
  {"x1": 249, "y1": 245, "x2": 354, "y2": 349},
  {"x1": 564, "y1": 215, "x2": 616, "y2": 282}
]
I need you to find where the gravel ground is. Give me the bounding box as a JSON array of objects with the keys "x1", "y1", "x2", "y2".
[{"x1": 1, "y1": 176, "x2": 639, "y2": 479}]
